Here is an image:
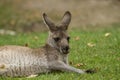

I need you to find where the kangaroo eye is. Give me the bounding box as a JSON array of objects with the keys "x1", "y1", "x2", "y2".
[
  {"x1": 67, "y1": 37, "x2": 70, "y2": 41},
  {"x1": 54, "y1": 37, "x2": 60, "y2": 42}
]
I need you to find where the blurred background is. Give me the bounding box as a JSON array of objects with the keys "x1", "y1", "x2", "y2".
[{"x1": 0, "y1": 0, "x2": 120, "y2": 33}]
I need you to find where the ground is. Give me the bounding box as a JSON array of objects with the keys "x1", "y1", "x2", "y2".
[{"x1": 0, "y1": 26, "x2": 120, "y2": 80}]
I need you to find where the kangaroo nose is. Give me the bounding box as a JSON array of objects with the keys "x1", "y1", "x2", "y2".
[
  {"x1": 61, "y1": 46, "x2": 70, "y2": 54},
  {"x1": 64, "y1": 46, "x2": 70, "y2": 51}
]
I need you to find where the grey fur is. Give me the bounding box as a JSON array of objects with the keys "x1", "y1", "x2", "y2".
[{"x1": 0, "y1": 11, "x2": 86, "y2": 77}]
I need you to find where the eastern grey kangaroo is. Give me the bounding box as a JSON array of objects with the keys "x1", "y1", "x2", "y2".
[{"x1": 0, "y1": 11, "x2": 92, "y2": 77}]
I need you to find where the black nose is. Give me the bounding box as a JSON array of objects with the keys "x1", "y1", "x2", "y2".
[{"x1": 63, "y1": 46, "x2": 70, "y2": 51}]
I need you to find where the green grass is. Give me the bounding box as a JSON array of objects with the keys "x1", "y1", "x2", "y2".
[{"x1": 0, "y1": 27, "x2": 120, "y2": 80}]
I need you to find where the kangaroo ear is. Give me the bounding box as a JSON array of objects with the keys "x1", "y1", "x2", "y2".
[
  {"x1": 60, "y1": 11, "x2": 71, "y2": 30},
  {"x1": 43, "y1": 13, "x2": 56, "y2": 32}
]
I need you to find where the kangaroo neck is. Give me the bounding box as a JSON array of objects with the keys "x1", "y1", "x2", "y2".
[{"x1": 44, "y1": 44, "x2": 68, "y2": 64}]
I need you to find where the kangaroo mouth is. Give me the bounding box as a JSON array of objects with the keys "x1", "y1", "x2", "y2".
[
  {"x1": 62, "y1": 50, "x2": 69, "y2": 54},
  {"x1": 60, "y1": 47, "x2": 69, "y2": 54}
]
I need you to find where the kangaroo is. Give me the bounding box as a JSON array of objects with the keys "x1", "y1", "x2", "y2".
[{"x1": 0, "y1": 11, "x2": 92, "y2": 77}]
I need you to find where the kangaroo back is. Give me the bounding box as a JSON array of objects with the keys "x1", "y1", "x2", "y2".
[{"x1": 0, "y1": 45, "x2": 48, "y2": 77}]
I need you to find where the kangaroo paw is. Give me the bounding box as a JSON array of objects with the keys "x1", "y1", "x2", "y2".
[{"x1": 85, "y1": 69, "x2": 96, "y2": 74}]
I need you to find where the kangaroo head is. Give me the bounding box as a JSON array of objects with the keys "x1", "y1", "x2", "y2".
[{"x1": 43, "y1": 11, "x2": 71, "y2": 54}]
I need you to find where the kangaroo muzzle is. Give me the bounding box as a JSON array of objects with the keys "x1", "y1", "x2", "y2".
[{"x1": 61, "y1": 46, "x2": 70, "y2": 54}]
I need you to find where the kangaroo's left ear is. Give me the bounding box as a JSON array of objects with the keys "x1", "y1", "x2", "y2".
[{"x1": 60, "y1": 11, "x2": 71, "y2": 30}]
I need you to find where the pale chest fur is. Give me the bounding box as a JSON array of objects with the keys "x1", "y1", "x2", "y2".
[{"x1": 0, "y1": 46, "x2": 49, "y2": 77}]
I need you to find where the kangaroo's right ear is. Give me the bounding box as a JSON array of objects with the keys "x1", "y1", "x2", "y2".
[{"x1": 43, "y1": 13, "x2": 56, "y2": 32}]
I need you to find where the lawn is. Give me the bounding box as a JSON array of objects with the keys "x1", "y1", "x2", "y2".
[
  {"x1": 0, "y1": 26, "x2": 120, "y2": 80},
  {"x1": 0, "y1": 0, "x2": 120, "y2": 79}
]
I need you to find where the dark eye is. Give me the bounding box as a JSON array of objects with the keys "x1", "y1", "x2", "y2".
[
  {"x1": 54, "y1": 37, "x2": 60, "y2": 42},
  {"x1": 67, "y1": 37, "x2": 70, "y2": 41}
]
